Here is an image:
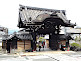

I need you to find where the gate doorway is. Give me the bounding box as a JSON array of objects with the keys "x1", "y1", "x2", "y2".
[
  {"x1": 36, "y1": 35, "x2": 50, "y2": 51},
  {"x1": 18, "y1": 5, "x2": 76, "y2": 51}
]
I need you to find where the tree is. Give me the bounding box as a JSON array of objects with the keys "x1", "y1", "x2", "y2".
[{"x1": 39, "y1": 37, "x2": 45, "y2": 42}]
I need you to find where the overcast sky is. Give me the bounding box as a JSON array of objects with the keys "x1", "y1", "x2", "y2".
[{"x1": 0, "y1": 0, "x2": 81, "y2": 33}]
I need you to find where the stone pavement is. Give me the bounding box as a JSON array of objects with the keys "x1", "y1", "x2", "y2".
[
  {"x1": 44, "y1": 54, "x2": 81, "y2": 61},
  {"x1": 25, "y1": 52, "x2": 81, "y2": 61},
  {"x1": 17, "y1": 51, "x2": 81, "y2": 61},
  {"x1": 27, "y1": 55, "x2": 57, "y2": 61},
  {"x1": 1, "y1": 50, "x2": 81, "y2": 61},
  {"x1": 19, "y1": 50, "x2": 75, "y2": 56}
]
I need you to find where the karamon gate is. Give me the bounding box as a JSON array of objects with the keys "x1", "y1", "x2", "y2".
[{"x1": 18, "y1": 5, "x2": 76, "y2": 51}]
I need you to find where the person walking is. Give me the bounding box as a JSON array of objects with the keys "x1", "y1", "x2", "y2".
[
  {"x1": 42, "y1": 41, "x2": 45, "y2": 50},
  {"x1": 39, "y1": 41, "x2": 42, "y2": 51}
]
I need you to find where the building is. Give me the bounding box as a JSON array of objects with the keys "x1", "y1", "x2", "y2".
[
  {"x1": 0, "y1": 26, "x2": 8, "y2": 35},
  {"x1": 2, "y1": 31, "x2": 33, "y2": 53},
  {"x1": 65, "y1": 27, "x2": 81, "y2": 44},
  {"x1": 0, "y1": 26, "x2": 8, "y2": 48},
  {"x1": 17, "y1": 5, "x2": 76, "y2": 51}
]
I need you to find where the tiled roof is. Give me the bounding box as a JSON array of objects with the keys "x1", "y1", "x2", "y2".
[
  {"x1": 2, "y1": 32, "x2": 33, "y2": 40},
  {"x1": 58, "y1": 34, "x2": 73, "y2": 40},
  {"x1": 18, "y1": 5, "x2": 75, "y2": 28}
]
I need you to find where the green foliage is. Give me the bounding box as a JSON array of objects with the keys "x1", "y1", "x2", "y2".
[
  {"x1": 39, "y1": 37, "x2": 45, "y2": 42},
  {"x1": 71, "y1": 43, "x2": 81, "y2": 48}
]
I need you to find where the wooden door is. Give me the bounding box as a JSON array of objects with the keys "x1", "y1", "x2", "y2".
[
  {"x1": 25, "y1": 40, "x2": 31, "y2": 50},
  {"x1": 17, "y1": 40, "x2": 24, "y2": 51},
  {"x1": 17, "y1": 40, "x2": 31, "y2": 51}
]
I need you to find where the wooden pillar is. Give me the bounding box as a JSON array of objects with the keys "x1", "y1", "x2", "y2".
[
  {"x1": 49, "y1": 34, "x2": 59, "y2": 50},
  {"x1": 32, "y1": 32, "x2": 36, "y2": 51},
  {"x1": 24, "y1": 40, "x2": 25, "y2": 49},
  {"x1": 49, "y1": 33, "x2": 51, "y2": 48},
  {"x1": 6, "y1": 40, "x2": 10, "y2": 53},
  {"x1": 66, "y1": 39, "x2": 69, "y2": 47}
]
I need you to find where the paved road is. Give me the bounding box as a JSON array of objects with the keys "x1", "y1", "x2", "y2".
[
  {"x1": 27, "y1": 53, "x2": 81, "y2": 61},
  {"x1": 0, "y1": 51, "x2": 81, "y2": 61}
]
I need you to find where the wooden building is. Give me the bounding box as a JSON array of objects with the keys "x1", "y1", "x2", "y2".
[
  {"x1": 17, "y1": 5, "x2": 76, "y2": 51},
  {"x1": 2, "y1": 32, "x2": 33, "y2": 53}
]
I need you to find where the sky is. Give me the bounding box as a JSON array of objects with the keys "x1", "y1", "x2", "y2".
[{"x1": 0, "y1": 0, "x2": 81, "y2": 34}]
